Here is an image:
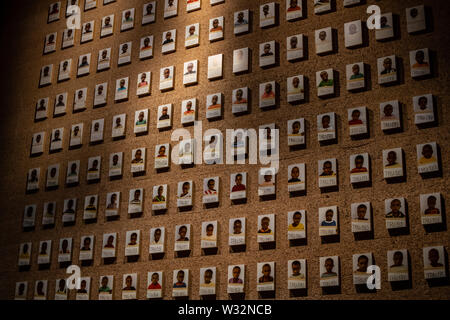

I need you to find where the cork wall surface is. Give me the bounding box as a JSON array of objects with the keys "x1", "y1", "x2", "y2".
[{"x1": 0, "y1": 0, "x2": 449, "y2": 300}]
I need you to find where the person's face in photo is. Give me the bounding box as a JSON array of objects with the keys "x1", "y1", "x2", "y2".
[
  {"x1": 135, "y1": 149, "x2": 142, "y2": 160},
  {"x1": 125, "y1": 11, "x2": 131, "y2": 20},
  {"x1": 162, "y1": 107, "x2": 168, "y2": 116},
  {"x1": 122, "y1": 44, "x2": 128, "y2": 54},
  {"x1": 48, "y1": 34, "x2": 55, "y2": 44},
  {"x1": 235, "y1": 174, "x2": 243, "y2": 186},
  {"x1": 418, "y1": 97, "x2": 428, "y2": 110},
  {"x1": 120, "y1": 79, "x2": 126, "y2": 89},
  {"x1": 415, "y1": 50, "x2": 425, "y2": 64},
  {"x1": 70, "y1": 163, "x2": 77, "y2": 173},
  {"x1": 319, "y1": 31, "x2": 327, "y2": 41},
  {"x1": 358, "y1": 257, "x2": 368, "y2": 272},
  {"x1": 157, "y1": 186, "x2": 164, "y2": 196},
  {"x1": 154, "y1": 229, "x2": 161, "y2": 242},
  {"x1": 176, "y1": 272, "x2": 184, "y2": 283},
  {"x1": 138, "y1": 112, "x2": 144, "y2": 122},
  {"x1": 165, "y1": 31, "x2": 172, "y2": 41},
  {"x1": 186, "y1": 101, "x2": 192, "y2": 111},
  {"x1": 77, "y1": 90, "x2": 83, "y2": 100},
  {"x1": 73, "y1": 125, "x2": 80, "y2": 135},
  {"x1": 182, "y1": 183, "x2": 190, "y2": 194},
  {"x1": 189, "y1": 25, "x2": 196, "y2": 35},
  {"x1": 37, "y1": 282, "x2": 44, "y2": 295},
  {"x1": 130, "y1": 233, "x2": 137, "y2": 245},
  {"x1": 263, "y1": 172, "x2": 272, "y2": 183},
  {"x1": 212, "y1": 19, "x2": 219, "y2": 29},
  {"x1": 207, "y1": 179, "x2": 215, "y2": 190},
  {"x1": 112, "y1": 155, "x2": 119, "y2": 165},
  {"x1": 235, "y1": 89, "x2": 243, "y2": 101},
  {"x1": 101, "y1": 277, "x2": 108, "y2": 288},
  {"x1": 352, "y1": 110, "x2": 360, "y2": 121},
  {"x1": 31, "y1": 169, "x2": 37, "y2": 179},
  {"x1": 357, "y1": 205, "x2": 367, "y2": 219},
  {"x1": 292, "y1": 262, "x2": 301, "y2": 275},
  {"x1": 89, "y1": 197, "x2": 95, "y2": 205},
  {"x1": 263, "y1": 5, "x2": 269, "y2": 16},
  {"x1": 94, "y1": 122, "x2": 100, "y2": 132},
  {"x1": 81, "y1": 56, "x2": 88, "y2": 65},
  {"x1": 26, "y1": 206, "x2": 34, "y2": 217},
  {"x1": 97, "y1": 85, "x2": 104, "y2": 95},
  {"x1": 62, "y1": 239, "x2": 68, "y2": 251},
  {"x1": 233, "y1": 220, "x2": 242, "y2": 234},
  {"x1": 83, "y1": 237, "x2": 91, "y2": 248},
  {"x1": 159, "y1": 146, "x2": 166, "y2": 156},
  {"x1": 262, "y1": 265, "x2": 271, "y2": 278},
  {"x1": 237, "y1": 12, "x2": 244, "y2": 22},
  {"x1": 265, "y1": 83, "x2": 272, "y2": 94},
  {"x1": 204, "y1": 271, "x2": 212, "y2": 284},
  {"x1": 35, "y1": 135, "x2": 41, "y2": 144},
  {"x1": 133, "y1": 190, "x2": 141, "y2": 201},
  {"x1": 43, "y1": 67, "x2": 50, "y2": 77},
  {"x1": 322, "y1": 161, "x2": 332, "y2": 175},
  {"x1": 144, "y1": 38, "x2": 150, "y2": 47},
  {"x1": 349, "y1": 23, "x2": 357, "y2": 35},
  {"x1": 212, "y1": 95, "x2": 218, "y2": 105},
  {"x1": 291, "y1": 166, "x2": 299, "y2": 179},
  {"x1": 390, "y1": 199, "x2": 401, "y2": 214},
  {"x1": 107, "y1": 235, "x2": 114, "y2": 246},
  {"x1": 325, "y1": 259, "x2": 334, "y2": 273},
  {"x1": 151, "y1": 273, "x2": 159, "y2": 285},
  {"x1": 63, "y1": 61, "x2": 68, "y2": 70},
  {"x1": 387, "y1": 151, "x2": 397, "y2": 165},
  {"x1": 261, "y1": 217, "x2": 270, "y2": 230},
  {"x1": 18, "y1": 283, "x2": 25, "y2": 295},
  {"x1": 85, "y1": 23, "x2": 91, "y2": 33},
  {"x1": 293, "y1": 212, "x2": 302, "y2": 225},
  {"x1": 67, "y1": 199, "x2": 74, "y2": 209},
  {"x1": 325, "y1": 210, "x2": 334, "y2": 222},
  {"x1": 187, "y1": 63, "x2": 194, "y2": 73},
  {"x1": 163, "y1": 68, "x2": 170, "y2": 79},
  {"x1": 22, "y1": 244, "x2": 29, "y2": 254},
  {"x1": 168, "y1": 0, "x2": 174, "y2": 6},
  {"x1": 352, "y1": 64, "x2": 360, "y2": 75},
  {"x1": 421, "y1": 144, "x2": 434, "y2": 159},
  {"x1": 40, "y1": 99, "x2": 46, "y2": 108},
  {"x1": 354, "y1": 156, "x2": 364, "y2": 169},
  {"x1": 383, "y1": 58, "x2": 392, "y2": 70},
  {"x1": 67, "y1": 29, "x2": 73, "y2": 38},
  {"x1": 178, "y1": 227, "x2": 187, "y2": 239},
  {"x1": 47, "y1": 202, "x2": 54, "y2": 213},
  {"x1": 393, "y1": 252, "x2": 403, "y2": 266},
  {"x1": 80, "y1": 280, "x2": 86, "y2": 290},
  {"x1": 290, "y1": 36, "x2": 298, "y2": 49},
  {"x1": 206, "y1": 225, "x2": 214, "y2": 236},
  {"x1": 428, "y1": 249, "x2": 440, "y2": 265},
  {"x1": 263, "y1": 43, "x2": 271, "y2": 54},
  {"x1": 320, "y1": 71, "x2": 328, "y2": 82},
  {"x1": 102, "y1": 50, "x2": 108, "y2": 59},
  {"x1": 147, "y1": 4, "x2": 153, "y2": 14},
  {"x1": 50, "y1": 167, "x2": 57, "y2": 178},
  {"x1": 104, "y1": 17, "x2": 110, "y2": 26},
  {"x1": 141, "y1": 73, "x2": 147, "y2": 82},
  {"x1": 410, "y1": 8, "x2": 418, "y2": 18},
  {"x1": 292, "y1": 77, "x2": 300, "y2": 89},
  {"x1": 292, "y1": 121, "x2": 301, "y2": 134},
  {"x1": 380, "y1": 16, "x2": 387, "y2": 27},
  {"x1": 232, "y1": 267, "x2": 240, "y2": 279},
  {"x1": 427, "y1": 196, "x2": 437, "y2": 209},
  {"x1": 41, "y1": 242, "x2": 48, "y2": 253},
  {"x1": 322, "y1": 115, "x2": 330, "y2": 128}
]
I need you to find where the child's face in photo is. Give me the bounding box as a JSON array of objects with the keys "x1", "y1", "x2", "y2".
[
  {"x1": 290, "y1": 36, "x2": 298, "y2": 48},
  {"x1": 233, "y1": 221, "x2": 242, "y2": 233},
  {"x1": 182, "y1": 183, "x2": 190, "y2": 194},
  {"x1": 235, "y1": 174, "x2": 242, "y2": 185},
  {"x1": 390, "y1": 200, "x2": 401, "y2": 213},
  {"x1": 291, "y1": 167, "x2": 299, "y2": 179},
  {"x1": 263, "y1": 174, "x2": 272, "y2": 182},
  {"x1": 323, "y1": 162, "x2": 332, "y2": 174},
  {"x1": 421, "y1": 145, "x2": 434, "y2": 158},
  {"x1": 265, "y1": 83, "x2": 272, "y2": 94},
  {"x1": 428, "y1": 250, "x2": 439, "y2": 264},
  {"x1": 164, "y1": 69, "x2": 170, "y2": 78},
  {"x1": 415, "y1": 51, "x2": 425, "y2": 64},
  {"x1": 178, "y1": 227, "x2": 187, "y2": 238},
  {"x1": 352, "y1": 64, "x2": 360, "y2": 75},
  {"x1": 264, "y1": 44, "x2": 271, "y2": 54},
  {"x1": 159, "y1": 146, "x2": 166, "y2": 156},
  {"x1": 352, "y1": 110, "x2": 360, "y2": 120},
  {"x1": 358, "y1": 257, "x2": 368, "y2": 272},
  {"x1": 357, "y1": 206, "x2": 367, "y2": 219},
  {"x1": 151, "y1": 274, "x2": 159, "y2": 284},
  {"x1": 207, "y1": 180, "x2": 215, "y2": 190},
  {"x1": 261, "y1": 218, "x2": 270, "y2": 229},
  {"x1": 101, "y1": 277, "x2": 108, "y2": 287},
  {"x1": 355, "y1": 157, "x2": 364, "y2": 168},
  {"x1": 293, "y1": 213, "x2": 301, "y2": 224},
  {"x1": 204, "y1": 271, "x2": 212, "y2": 284},
  {"x1": 189, "y1": 26, "x2": 195, "y2": 35},
  {"x1": 292, "y1": 263, "x2": 300, "y2": 275},
  {"x1": 322, "y1": 116, "x2": 330, "y2": 128},
  {"x1": 206, "y1": 225, "x2": 214, "y2": 236},
  {"x1": 393, "y1": 252, "x2": 403, "y2": 266},
  {"x1": 319, "y1": 31, "x2": 326, "y2": 41},
  {"x1": 383, "y1": 104, "x2": 393, "y2": 116},
  {"x1": 232, "y1": 268, "x2": 240, "y2": 279},
  {"x1": 320, "y1": 71, "x2": 328, "y2": 81},
  {"x1": 427, "y1": 196, "x2": 436, "y2": 208},
  {"x1": 177, "y1": 272, "x2": 184, "y2": 283},
  {"x1": 292, "y1": 122, "x2": 300, "y2": 133},
  {"x1": 262, "y1": 265, "x2": 271, "y2": 277},
  {"x1": 325, "y1": 259, "x2": 334, "y2": 272},
  {"x1": 154, "y1": 229, "x2": 161, "y2": 242},
  {"x1": 383, "y1": 58, "x2": 392, "y2": 70},
  {"x1": 418, "y1": 97, "x2": 428, "y2": 109},
  {"x1": 325, "y1": 210, "x2": 334, "y2": 221},
  {"x1": 387, "y1": 151, "x2": 397, "y2": 165}
]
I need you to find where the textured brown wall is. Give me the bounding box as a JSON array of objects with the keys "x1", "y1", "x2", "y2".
[{"x1": 0, "y1": 0, "x2": 449, "y2": 300}]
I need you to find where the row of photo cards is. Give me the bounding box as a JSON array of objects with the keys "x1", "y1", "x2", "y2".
[{"x1": 16, "y1": 244, "x2": 446, "y2": 300}]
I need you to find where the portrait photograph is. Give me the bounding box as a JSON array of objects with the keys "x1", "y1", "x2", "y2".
[
  {"x1": 376, "y1": 13, "x2": 394, "y2": 41},
  {"x1": 62, "y1": 198, "x2": 77, "y2": 223},
  {"x1": 287, "y1": 210, "x2": 306, "y2": 239},
  {"x1": 105, "y1": 192, "x2": 120, "y2": 217},
  {"x1": 46, "y1": 163, "x2": 60, "y2": 188},
  {"x1": 317, "y1": 112, "x2": 336, "y2": 141},
  {"x1": 118, "y1": 42, "x2": 132, "y2": 65},
  {"x1": 90, "y1": 119, "x2": 104, "y2": 143},
  {"x1": 58, "y1": 238, "x2": 72, "y2": 262},
  {"x1": 229, "y1": 217, "x2": 245, "y2": 246},
  {"x1": 315, "y1": 27, "x2": 332, "y2": 54},
  {"x1": 230, "y1": 172, "x2": 247, "y2": 200},
  {"x1": 115, "y1": 77, "x2": 129, "y2": 101},
  {"x1": 42, "y1": 201, "x2": 56, "y2": 226},
  {"x1": 227, "y1": 265, "x2": 245, "y2": 293},
  {"x1": 209, "y1": 16, "x2": 224, "y2": 41},
  {"x1": 86, "y1": 155, "x2": 101, "y2": 181},
  {"x1": 351, "y1": 202, "x2": 371, "y2": 233},
  {"x1": 286, "y1": 34, "x2": 304, "y2": 61},
  {"x1": 150, "y1": 227, "x2": 165, "y2": 254},
  {"x1": 125, "y1": 230, "x2": 140, "y2": 256},
  {"x1": 128, "y1": 188, "x2": 144, "y2": 214},
  {"x1": 287, "y1": 118, "x2": 305, "y2": 146},
  {"x1": 101, "y1": 14, "x2": 114, "y2": 37},
  {"x1": 97, "y1": 48, "x2": 111, "y2": 71},
  {"x1": 122, "y1": 274, "x2": 137, "y2": 300},
  {"x1": 231, "y1": 130, "x2": 248, "y2": 158},
  {"x1": 319, "y1": 256, "x2": 339, "y2": 287},
  {"x1": 206, "y1": 93, "x2": 222, "y2": 119},
  {"x1": 259, "y1": 81, "x2": 276, "y2": 108},
  {"x1": 18, "y1": 242, "x2": 32, "y2": 266},
  {"x1": 257, "y1": 213, "x2": 275, "y2": 243},
  {"x1": 287, "y1": 163, "x2": 305, "y2": 192},
  {"x1": 69, "y1": 123, "x2": 83, "y2": 148},
  {"x1": 346, "y1": 62, "x2": 365, "y2": 91},
  {"x1": 140, "y1": 36, "x2": 154, "y2": 59},
  {"x1": 15, "y1": 282, "x2": 28, "y2": 300},
  {"x1": 232, "y1": 87, "x2": 248, "y2": 114},
  {"x1": 349, "y1": 153, "x2": 370, "y2": 184},
  {"x1": 387, "y1": 249, "x2": 409, "y2": 282},
  {"x1": 23, "y1": 205, "x2": 36, "y2": 228},
  {"x1": 94, "y1": 82, "x2": 108, "y2": 106},
  {"x1": 259, "y1": 123, "x2": 276, "y2": 155},
  {"x1": 73, "y1": 88, "x2": 87, "y2": 112},
  {"x1": 48, "y1": 2, "x2": 61, "y2": 22},
  {"x1": 234, "y1": 9, "x2": 249, "y2": 35},
  {"x1": 259, "y1": 40, "x2": 276, "y2": 67},
  {"x1": 152, "y1": 184, "x2": 167, "y2": 210},
  {"x1": 199, "y1": 267, "x2": 216, "y2": 296},
  {"x1": 177, "y1": 180, "x2": 193, "y2": 207},
  {"x1": 162, "y1": 29, "x2": 176, "y2": 54},
  {"x1": 258, "y1": 167, "x2": 276, "y2": 196},
  {"x1": 382, "y1": 147, "x2": 403, "y2": 179},
  {"x1": 201, "y1": 220, "x2": 218, "y2": 248},
  {"x1": 203, "y1": 177, "x2": 219, "y2": 204},
  {"x1": 102, "y1": 233, "x2": 117, "y2": 258},
  {"x1": 147, "y1": 271, "x2": 163, "y2": 298},
  {"x1": 154, "y1": 144, "x2": 170, "y2": 169},
  {"x1": 174, "y1": 224, "x2": 191, "y2": 251},
  {"x1": 142, "y1": 2, "x2": 156, "y2": 25},
  {"x1": 121, "y1": 8, "x2": 135, "y2": 31},
  {"x1": 62, "y1": 28, "x2": 75, "y2": 48},
  {"x1": 233, "y1": 47, "x2": 249, "y2": 74},
  {"x1": 54, "y1": 93, "x2": 67, "y2": 115},
  {"x1": 37, "y1": 240, "x2": 51, "y2": 265},
  {"x1": 172, "y1": 269, "x2": 188, "y2": 297},
  {"x1": 109, "y1": 152, "x2": 123, "y2": 177},
  {"x1": 34, "y1": 98, "x2": 48, "y2": 120},
  {"x1": 384, "y1": 197, "x2": 407, "y2": 229},
  {"x1": 423, "y1": 246, "x2": 446, "y2": 279},
  {"x1": 66, "y1": 159, "x2": 80, "y2": 184},
  {"x1": 76, "y1": 277, "x2": 90, "y2": 300},
  {"x1": 260, "y1": 2, "x2": 275, "y2": 28},
  {"x1": 39, "y1": 64, "x2": 53, "y2": 86},
  {"x1": 410, "y1": 48, "x2": 431, "y2": 78},
  {"x1": 316, "y1": 68, "x2": 334, "y2": 96},
  {"x1": 81, "y1": 20, "x2": 94, "y2": 43},
  {"x1": 416, "y1": 142, "x2": 439, "y2": 174},
  {"x1": 344, "y1": 20, "x2": 363, "y2": 48},
  {"x1": 406, "y1": 5, "x2": 426, "y2": 33},
  {"x1": 204, "y1": 134, "x2": 222, "y2": 164},
  {"x1": 377, "y1": 55, "x2": 397, "y2": 84},
  {"x1": 164, "y1": 0, "x2": 178, "y2": 18},
  {"x1": 83, "y1": 194, "x2": 98, "y2": 220},
  {"x1": 131, "y1": 148, "x2": 146, "y2": 173},
  {"x1": 352, "y1": 253, "x2": 372, "y2": 285},
  {"x1": 185, "y1": 23, "x2": 200, "y2": 48},
  {"x1": 134, "y1": 109, "x2": 149, "y2": 134},
  {"x1": 31, "y1": 132, "x2": 45, "y2": 155},
  {"x1": 257, "y1": 262, "x2": 275, "y2": 292},
  {"x1": 98, "y1": 275, "x2": 113, "y2": 300},
  {"x1": 159, "y1": 66, "x2": 174, "y2": 91},
  {"x1": 181, "y1": 98, "x2": 196, "y2": 124},
  {"x1": 207, "y1": 53, "x2": 223, "y2": 79},
  {"x1": 58, "y1": 59, "x2": 72, "y2": 81},
  {"x1": 318, "y1": 158, "x2": 337, "y2": 188},
  {"x1": 136, "y1": 71, "x2": 151, "y2": 96},
  {"x1": 380, "y1": 100, "x2": 400, "y2": 131},
  {"x1": 346, "y1": 106, "x2": 369, "y2": 138},
  {"x1": 418, "y1": 193, "x2": 443, "y2": 226},
  {"x1": 318, "y1": 206, "x2": 338, "y2": 236},
  {"x1": 157, "y1": 104, "x2": 172, "y2": 129},
  {"x1": 43, "y1": 32, "x2": 57, "y2": 54},
  {"x1": 27, "y1": 168, "x2": 40, "y2": 191},
  {"x1": 288, "y1": 259, "x2": 306, "y2": 289},
  {"x1": 413, "y1": 94, "x2": 434, "y2": 125},
  {"x1": 34, "y1": 280, "x2": 48, "y2": 300},
  {"x1": 183, "y1": 60, "x2": 198, "y2": 85}
]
